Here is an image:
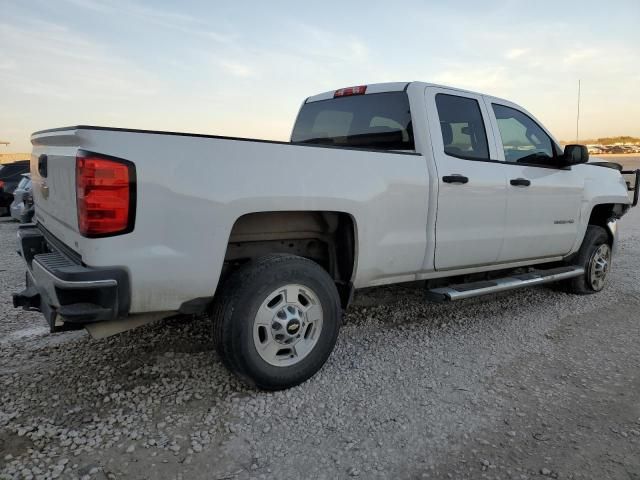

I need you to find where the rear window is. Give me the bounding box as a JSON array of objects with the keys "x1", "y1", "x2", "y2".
[
  {"x1": 291, "y1": 92, "x2": 414, "y2": 151},
  {"x1": 435, "y1": 94, "x2": 489, "y2": 160}
]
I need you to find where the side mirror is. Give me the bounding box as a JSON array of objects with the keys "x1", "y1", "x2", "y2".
[{"x1": 563, "y1": 144, "x2": 589, "y2": 165}]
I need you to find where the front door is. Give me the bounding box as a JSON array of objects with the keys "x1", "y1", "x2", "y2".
[
  {"x1": 426, "y1": 87, "x2": 508, "y2": 270},
  {"x1": 485, "y1": 101, "x2": 584, "y2": 262}
]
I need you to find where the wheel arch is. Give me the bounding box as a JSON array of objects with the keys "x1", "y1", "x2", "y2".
[
  {"x1": 586, "y1": 202, "x2": 627, "y2": 247},
  {"x1": 222, "y1": 210, "x2": 358, "y2": 308}
]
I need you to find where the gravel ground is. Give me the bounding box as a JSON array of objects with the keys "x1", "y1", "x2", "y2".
[{"x1": 1, "y1": 207, "x2": 639, "y2": 480}]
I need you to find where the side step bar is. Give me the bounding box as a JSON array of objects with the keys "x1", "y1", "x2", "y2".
[{"x1": 426, "y1": 266, "x2": 584, "y2": 303}]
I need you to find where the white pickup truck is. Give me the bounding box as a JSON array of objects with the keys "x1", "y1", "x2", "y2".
[{"x1": 13, "y1": 81, "x2": 639, "y2": 389}]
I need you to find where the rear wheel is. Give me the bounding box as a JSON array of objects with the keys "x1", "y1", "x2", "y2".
[
  {"x1": 211, "y1": 254, "x2": 341, "y2": 390},
  {"x1": 563, "y1": 225, "x2": 611, "y2": 294}
]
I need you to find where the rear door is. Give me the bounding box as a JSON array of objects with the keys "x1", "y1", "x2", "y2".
[
  {"x1": 425, "y1": 87, "x2": 508, "y2": 270},
  {"x1": 485, "y1": 100, "x2": 583, "y2": 262}
]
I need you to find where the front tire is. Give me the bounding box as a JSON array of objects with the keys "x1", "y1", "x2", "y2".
[
  {"x1": 211, "y1": 254, "x2": 341, "y2": 390},
  {"x1": 563, "y1": 225, "x2": 612, "y2": 294}
]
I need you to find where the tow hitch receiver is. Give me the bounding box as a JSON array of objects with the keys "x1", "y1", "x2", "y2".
[
  {"x1": 12, "y1": 285, "x2": 41, "y2": 311},
  {"x1": 13, "y1": 272, "x2": 41, "y2": 312}
]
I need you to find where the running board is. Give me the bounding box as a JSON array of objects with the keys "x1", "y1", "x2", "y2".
[{"x1": 425, "y1": 266, "x2": 584, "y2": 303}]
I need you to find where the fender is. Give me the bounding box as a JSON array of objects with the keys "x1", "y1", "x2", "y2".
[{"x1": 567, "y1": 164, "x2": 631, "y2": 256}]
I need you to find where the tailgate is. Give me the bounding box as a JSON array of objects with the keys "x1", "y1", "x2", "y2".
[{"x1": 31, "y1": 128, "x2": 83, "y2": 247}]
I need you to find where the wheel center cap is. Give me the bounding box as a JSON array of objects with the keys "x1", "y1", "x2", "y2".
[
  {"x1": 286, "y1": 319, "x2": 301, "y2": 334},
  {"x1": 271, "y1": 306, "x2": 304, "y2": 344}
]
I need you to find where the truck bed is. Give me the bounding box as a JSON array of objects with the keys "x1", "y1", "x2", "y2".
[{"x1": 30, "y1": 126, "x2": 431, "y2": 313}]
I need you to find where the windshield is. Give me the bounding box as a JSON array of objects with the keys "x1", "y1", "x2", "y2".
[{"x1": 291, "y1": 92, "x2": 414, "y2": 151}]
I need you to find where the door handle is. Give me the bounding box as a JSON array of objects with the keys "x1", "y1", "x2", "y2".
[
  {"x1": 442, "y1": 175, "x2": 469, "y2": 184},
  {"x1": 510, "y1": 178, "x2": 531, "y2": 187}
]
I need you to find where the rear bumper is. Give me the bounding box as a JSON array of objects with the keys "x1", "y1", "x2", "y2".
[{"x1": 12, "y1": 225, "x2": 130, "y2": 331}]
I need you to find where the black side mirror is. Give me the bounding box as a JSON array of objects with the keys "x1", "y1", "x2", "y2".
[{"x1": 563, "y1": 144, "x2": 589, "y2": 165}]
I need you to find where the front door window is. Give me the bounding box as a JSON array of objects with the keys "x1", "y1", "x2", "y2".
[{"x1": 492, "y1": 104, "x2": 558, "y2": 165}]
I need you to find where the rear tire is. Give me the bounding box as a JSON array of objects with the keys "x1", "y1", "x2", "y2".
[
  {"x1": 562, "y1": 225, "x2": 611, "y2": 294},
  {"x1": 211, "y1": 254, "x2": 341, "y2": 390}
]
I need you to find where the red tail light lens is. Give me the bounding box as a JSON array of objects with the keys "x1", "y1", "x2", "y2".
[
  {"x1": 76, "y1": 151, "x2": 135, "y2": 237},
  {"x1": 0, "y1": 180, "x2": 4, "y2": 190},
  {"x1": 334, "y1": 85, "x2": 367, "y2": 97}
]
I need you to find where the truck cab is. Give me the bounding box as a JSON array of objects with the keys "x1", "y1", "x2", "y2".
[{"x1": 294, "y1": 82, "x2": 631, "y2": 272}]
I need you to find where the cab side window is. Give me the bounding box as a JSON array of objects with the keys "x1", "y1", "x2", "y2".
[
  {"x1": 492, "y1": 104, "x2": 555, "y2": 163},
  {"x1": 435, "y1": 94, "x2": 490, "y2": 160}
]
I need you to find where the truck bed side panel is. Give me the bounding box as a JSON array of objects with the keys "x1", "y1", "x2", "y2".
[{"x1": 31, "y1": 128, "x2": 430, "y2": 313}]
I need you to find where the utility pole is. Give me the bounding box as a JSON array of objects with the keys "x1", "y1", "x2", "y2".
[{"x1": 576, "y1": 79, "x2": 581, "y2": 143}]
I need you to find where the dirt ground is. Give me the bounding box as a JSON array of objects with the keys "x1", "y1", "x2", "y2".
[{"x1": 1, "y1": 180, "x2": 639, "y2": 479}]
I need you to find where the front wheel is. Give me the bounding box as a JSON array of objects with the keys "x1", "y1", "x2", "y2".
[
  {"x1": 563, "y1": 225, "x2": 612, "y2": 294},
  {"x1": 211, "y1": 254, "x2": 341, "y2": 390}
]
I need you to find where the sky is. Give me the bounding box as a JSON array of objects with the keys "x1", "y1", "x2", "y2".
[{"x1": 1, "y1": 0, "x2": 639, "y2": 152}]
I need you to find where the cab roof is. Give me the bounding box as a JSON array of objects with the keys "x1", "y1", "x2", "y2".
[{"x1": 305, "y1": 81, "x2": 511, "y2": 105}]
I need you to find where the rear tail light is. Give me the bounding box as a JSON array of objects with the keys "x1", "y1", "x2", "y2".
[
  {"x1": 334, "y1": 85, "x2": 367, "y2": 97},
  {"x1": 76, "y1": 151, "x2": 136, "y2": 237},
  {"x1": 0, "y1": 180, "x2": 4, "y2": 190}
]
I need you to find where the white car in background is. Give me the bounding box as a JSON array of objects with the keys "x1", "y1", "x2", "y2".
[{"x1": 10, "y1": 174, "x2": 34, "y2": 223}]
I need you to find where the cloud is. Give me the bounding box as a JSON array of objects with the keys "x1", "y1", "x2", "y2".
[
  {"x1": 0, "y1": 22, "x2": 163, "y2": 123},
  {"x1": 433, "y1": 65, "x2": 512, "y2": 93},
  {"x1": 563, "y1": 48, "x2": 599, "y2": 64},
  {"x1": 219, "y1": 61, "x2": 255, "y2": 78},
  {"x1": 505, "y1": 48, "x2": 529, "y2": 60},
  {"x1": 61, "y1": 0, "x2": 235, "y2": 44},
  {"x1": 282, "y1": 22, "x2": 370, "y2": 64},
  {"x1": 0, "y1": 58, "x2": 18, "y2": 71},
  {"x1": 0, "y1": 20, "x2": 163, "y2": 105},
  {"x1": 61, "y1": 0, "x2": 111, "y2": 13},
  {"x1": 347, "y1": 40, "x2": 369, "y2": 61}
]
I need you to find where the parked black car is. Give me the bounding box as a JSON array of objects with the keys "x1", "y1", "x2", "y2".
[{"x1": 0, "y1": 160, "x2": 30, "y2": 216}]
